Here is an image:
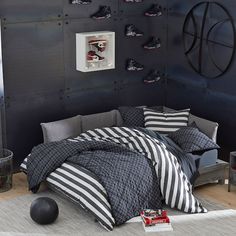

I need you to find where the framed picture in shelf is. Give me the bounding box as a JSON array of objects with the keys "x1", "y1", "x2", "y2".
[{"x1": 76, "y1": 31, "x2": 115, "y2": 72}]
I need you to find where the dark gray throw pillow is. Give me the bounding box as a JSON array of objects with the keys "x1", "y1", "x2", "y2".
[
  {"x1": 118, "y1": 107, "x2": 145, "y2": 127},
  {"x1": 118, "y1": 106, "x2": 163, "y2": 127},
  {"x1": 168, "y1": 126, "x2": 220, "y2": 153}
]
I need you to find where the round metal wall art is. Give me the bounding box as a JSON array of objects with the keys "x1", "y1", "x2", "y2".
[{"x1": 183, "y1": 1, "x2": 236, "y2": 78}]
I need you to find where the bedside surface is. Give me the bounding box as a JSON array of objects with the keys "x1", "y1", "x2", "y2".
[{"x1": 195, "y1": 159, "x2": 229, "y2": 187}]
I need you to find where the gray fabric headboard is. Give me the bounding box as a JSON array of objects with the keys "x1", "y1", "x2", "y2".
[
  {"x1": 41, "y1": 107, "x2": 218, "y2": 143},
  {"x1": 41, "y1": 110, "x2": 123, "y2": 143}
]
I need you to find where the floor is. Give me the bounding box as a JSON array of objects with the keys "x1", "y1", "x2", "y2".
[
  {"x1": 196, "y1": 182, "x2": 236, "y2": 209},
  {"x1": 0, "y1": 173, "x2": 46, "y2": 202},
  {"x1": 1, "y1": 173, "x2": 236, "y2": 209}
]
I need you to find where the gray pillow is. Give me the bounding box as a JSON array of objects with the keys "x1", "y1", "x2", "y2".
[
  {"x1": 168, "y1": 126, "x2": 220, "y2": 153},
  {"x1": 41, "y1": 115, "x2": 81, "y2": 143},
  {"x1": 81, "y1": 110, "x2": 119, "y2": 132},
  {"x1": 188, "y1": 114, "x2": 219, "y2": 142}
]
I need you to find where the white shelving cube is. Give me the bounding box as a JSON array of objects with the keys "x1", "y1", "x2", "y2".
[{"x1": 76, "y1": 31, "x2": 115, "y2": 72}]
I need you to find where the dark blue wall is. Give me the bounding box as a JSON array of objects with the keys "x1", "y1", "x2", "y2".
[
  {"x1": 1, "y1": 0, "x2": 236, "y2": 168},
  {"x1": 0, "y1": 0, "x2": 167, "y2": 168},
  {"x1": 167, "y1": 0, "x2": 236, "y2": 160}
]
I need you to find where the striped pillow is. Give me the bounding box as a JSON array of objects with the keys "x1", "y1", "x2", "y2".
[{"x1": 143, "y1": 108, "x2": 190, "y2": 134}]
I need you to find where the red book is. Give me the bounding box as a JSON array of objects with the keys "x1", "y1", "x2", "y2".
[
  {"x1": 140, "y1": 209, "x2": 173, "y2": 232},
  {"x1": 140, "y1": 209, "x2": 170, "y2": 226}
]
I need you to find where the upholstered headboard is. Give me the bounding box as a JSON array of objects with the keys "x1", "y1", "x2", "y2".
[
  {"x1": 40, "y1": 107, "x2": 219, "y2": 144},
  {"x1": 41, "y1": 110, "x2": 123, "y2": 143}
]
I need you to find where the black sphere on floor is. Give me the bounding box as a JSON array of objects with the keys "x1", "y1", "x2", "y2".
[{"x1": 30, "y1": 197, "x2": 59, "y2": 225}]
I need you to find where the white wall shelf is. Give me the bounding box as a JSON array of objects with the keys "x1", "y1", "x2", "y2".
[{"x1": 76, "y1": 31, "x2": 115, "y2": 72}]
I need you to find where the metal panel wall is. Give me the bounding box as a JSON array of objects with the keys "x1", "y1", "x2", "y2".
[
  {"x1": 0, "y1": 0, "x2": 167, "y2": 169},
  {"x1": 2, "y1": 0, "x2": 236, "y2": 166},
  {"x1": 167, "y1": 0, "x2": 236, "y2": 161}
]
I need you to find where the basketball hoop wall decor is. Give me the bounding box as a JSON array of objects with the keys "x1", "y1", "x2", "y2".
[{"x1": 183, "y1": 2, "x2": 236, "y2": 78}]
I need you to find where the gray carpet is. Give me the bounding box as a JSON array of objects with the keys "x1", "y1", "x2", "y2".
[{"x1": 0, "y1": 190, "x2": 235, "y2": 236}]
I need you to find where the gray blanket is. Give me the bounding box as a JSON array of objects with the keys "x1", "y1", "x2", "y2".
[
  {"x1": 27, "y1": 138, "x2": 162, "y2": 225},
  {"x1": 72, "y1": 150, "x2": 161, "y2": 225}
]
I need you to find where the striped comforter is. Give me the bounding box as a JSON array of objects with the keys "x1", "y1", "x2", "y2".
[
  {"x1": 21, "y1": 159, "x2": 115, "y2": 230},
  {"x1": 21, "y1": 127, "x2": 207, "y2": 231}
]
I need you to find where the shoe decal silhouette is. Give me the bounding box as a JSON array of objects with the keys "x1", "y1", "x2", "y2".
[
  {"x1": 126, "y1": 59, "x2": 144, "y2": 71},
  {"x1": 143, "y1": 37, "x2": 161, "y2": 50},
  {"x1": 145, "y1": 4, "x2": 162, "y2": 17},
  {"x1": 144, "y1": 70, "x2": 161, "y2": 84},
  {"x1": 91, "y1": 6, "x2": 112, "y2": 19},
  {"x1": 125, "y1": 24, "x2": 144, "y2": 37}
]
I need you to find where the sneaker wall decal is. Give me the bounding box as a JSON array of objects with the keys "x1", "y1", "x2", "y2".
[
  {"x1": 91, "y1": 6, "x2": 112, "y2": 20},
  {"x1": 71, "y1": 0, "x2": 92, "y2": 4},
  {"x1": 143, "y1": 70, "x2": 161, "y2": 84},
  {"x1": 87, "y1": 51, "x2": 105, "y2": 63},
  {"x1": 143, "y1": 37, "x2": 161, "y2": 50},
  {"x1": 125, "y1": 24, "x2": 144, "y2": 37},
  {"x1": 126, "y1": 59, "x2": 144, "y2": 71},
  {"x1": 145, "y1": 4, "x2": 162, "y2": 17}
]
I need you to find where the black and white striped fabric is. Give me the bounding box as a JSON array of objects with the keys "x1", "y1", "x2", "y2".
[
  {"x1": 143, "y1": 108, "x2": 190, "y2": 134},
  {"x1": 79, "y1": 127, "x2": 207, "y2": 214},
  {"x1": 21, "y1": 126, "x2": 206, "y2": 231},
  {"x1": 20, "y1": 158, "x2": 115, "y2": 231}
]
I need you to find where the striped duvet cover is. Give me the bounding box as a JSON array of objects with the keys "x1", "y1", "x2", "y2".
[
  {"x1": 21, "y1": 158, "x2": 115, "y2": 230},
  {"x1": 21, "y1": 127, "x2": 207, "y2": 231}
]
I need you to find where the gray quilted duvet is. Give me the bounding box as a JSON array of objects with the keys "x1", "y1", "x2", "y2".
[
  {"x1": 27, "y1": 136, "x2": 162, "y2": 225},
  {"x1": 72, "y1": 150, "x2": 162, "y2": 225},
  {"x1": 27, "y1": 127, "x2": 206, "y2": 228}
]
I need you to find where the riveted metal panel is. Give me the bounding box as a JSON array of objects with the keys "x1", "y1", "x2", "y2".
[
  {"x1": 0, "y1": 0, "x2": 63, "y2": 23},
  {"x1": 5, "y1": 91, "x2": 65, "y2": 168},
  {"x1": 117, "y1": 15, "x2": 167, "y2": 84},
  {"x1": 63, "y1": 18, "x2": 120, "y2": 92},
  {"x1": 63, "y1": 85, "x2": 120, "y2": 116},
  {"x1": 2, "y1": 21, "x2": 64, "y2": 97},
  {"x1": 118, "y1": 80, "x2": 166, "y2": 107}
]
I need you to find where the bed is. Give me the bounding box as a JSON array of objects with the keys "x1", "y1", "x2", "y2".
[{"x1": 20, "y1": 106, "x2": 219, "y2": 231}]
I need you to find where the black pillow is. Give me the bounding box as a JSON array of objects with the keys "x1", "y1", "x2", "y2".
[
  {"x1": 118, "y1": 106, "x2": 163, "y2": 127},
  {"x1": 168, "y1": 126, "x2": 220, "y2": 153},
  {"x1": 118, "y1": 107, "x2": 145, "y2": 127}
]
